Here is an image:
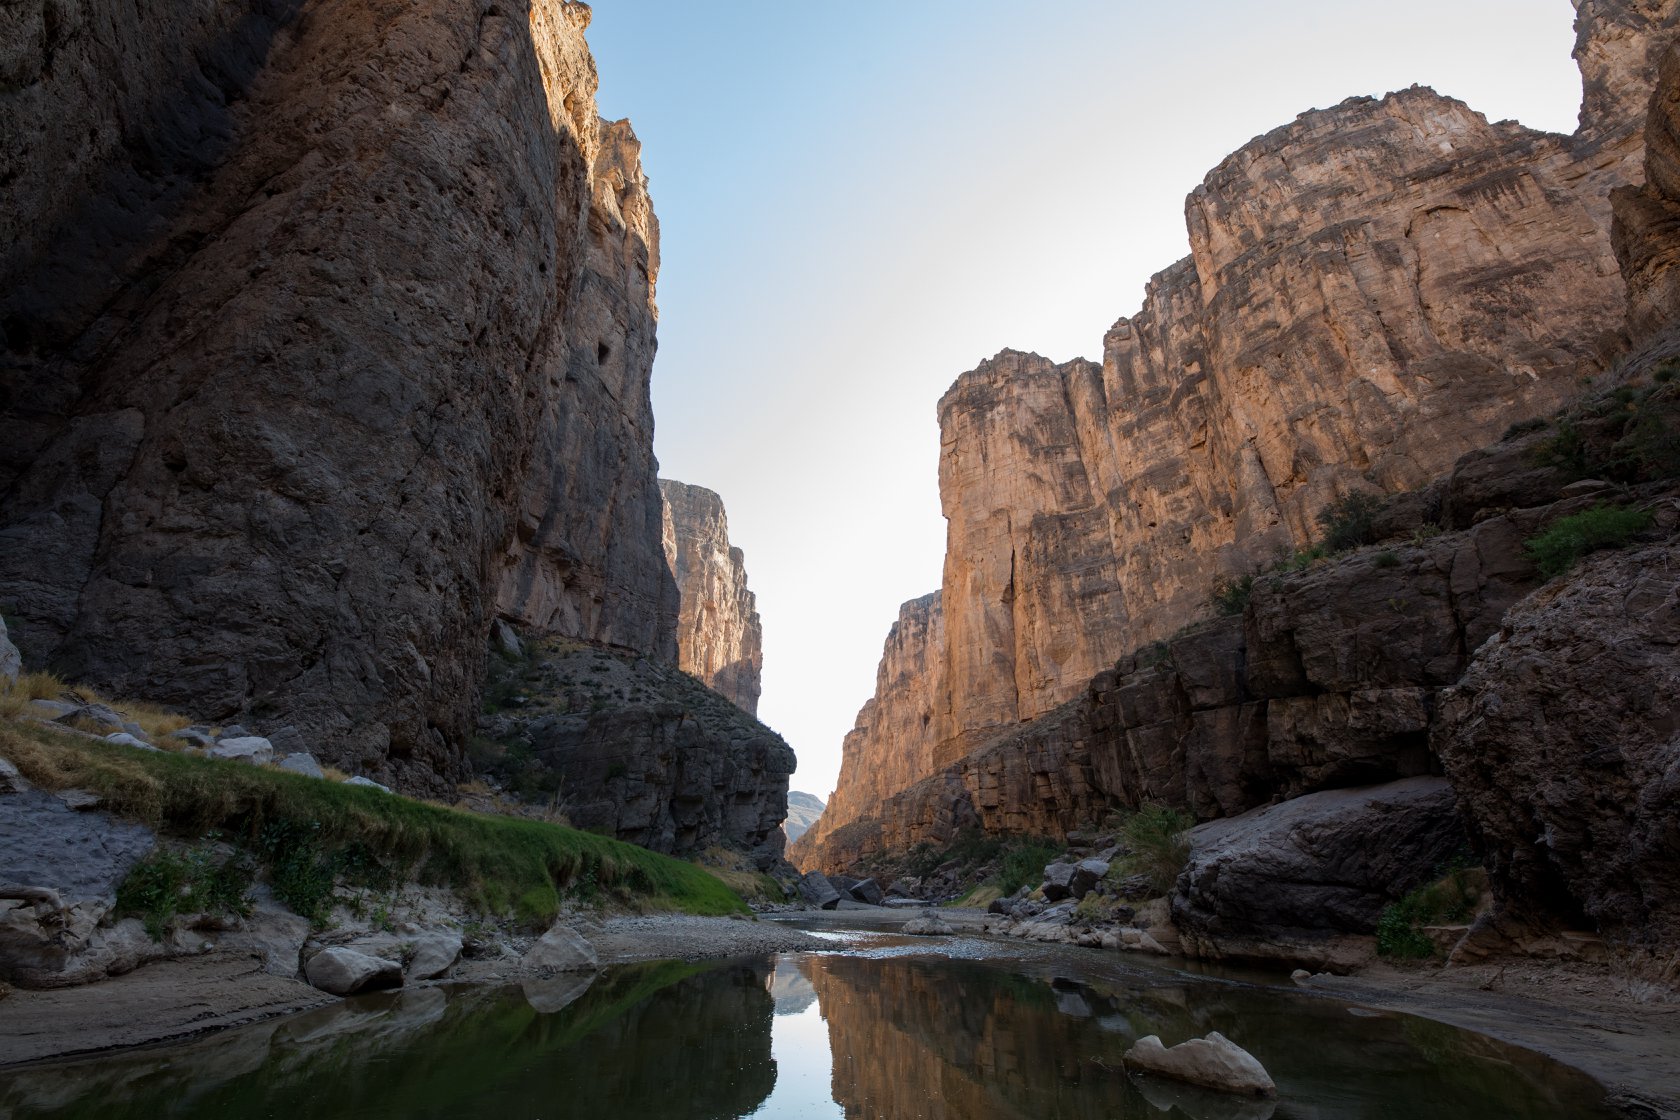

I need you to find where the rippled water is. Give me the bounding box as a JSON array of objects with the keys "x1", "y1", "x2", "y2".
[{"x1": 0, "y1": 938, "x2": 1616, "y2": 1119}]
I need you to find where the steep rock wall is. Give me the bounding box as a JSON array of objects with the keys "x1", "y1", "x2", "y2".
[
  {"x1": 0, "y1": 0, "x2": 673, "y2": 793},
  {"x1": 789, "y1": 592, "x2": 944, "y2": 863},
  {"x1": 801, "y1": 0, "x2": 1677, "y2": 861},
  {"x1": 658, "y1": 479, "x2": 762, "y2": 715}
]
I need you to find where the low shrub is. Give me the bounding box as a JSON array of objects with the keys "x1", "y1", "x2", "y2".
[
  {"x1": 994, "y1": 839, "x2": 1062, "y2": 896},
  {"x1": 1208, "y1": 574, "x2": 1255, "y2": 617},
  {"x1": 1316, "y1": 491, "x2": 1384, "y2": 553},
  {"x1": 1523, "y1": 503, "x2": 1654, "y2": 578},
  {"x1": 1110, "y1": 804, "x2": 1193, "y2": 897},
  {"x1": 116, "y1": 840, "x2": 255, "y2": 940},
  {"x1": 1376, "y1": 860, "x2": 1486, "y2": 960}
]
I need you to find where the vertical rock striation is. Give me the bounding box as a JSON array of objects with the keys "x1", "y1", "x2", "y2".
[
  {"x1": 658, "y1": 479, "x2": 763, "y2": 715},
  {"x1": 799, "y1": 0, "x2": 1679, "y2": 867},
  {"x1": 0, "y1": 0, "x2": 676, "y2": 792}
]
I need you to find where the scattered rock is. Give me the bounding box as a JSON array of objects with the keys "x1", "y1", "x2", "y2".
[
  {"x1": 797, "y1": 871, "x2": 843, "y2": 910},
  {"x1": 266, "y1": 726, "x2": 308, "y2": 757},
  {"x1": 169, "y1": 728, "x2": 217, "y2": 751},
  {"x1": 1041, "y1": 862, "x2": 1077, "y2": 902},
  {"x1": 347, "y1": 928, "x2": 463, "y2": 981},
  {"x1": 1290, "y1": 969, "x2": 1312, "y2": 986},
  {"x1": 304, "y1": 947, "x2": 404, "y2": 996},
  {"x1": 493, "y1": 619, "x2": 524, "y2": 659},
  {"x1": 847, "y1": 878, "x2": 884, "y2": 906},
  {"x1": 343, "y1": 776, "x2": 392, "y2": 794},
  {"x1": 901, "y1": 911, "x2": 955, "y2": 936},
  {"x1": 0, "y1": 617, "x2": 19, "y2": 684},
  {"x1": 54, "y1": 789, "x2": 104, "y2": 812},
  {"x1": 277, "y1": 753, "x2": 326, "y2": 779},
  {"x1": 1123, "y1": 1032, "x2": 1277, "y2": 1097},
  {"x1": 1070, "y1": 858, "x2": 1110, "y2": 899},
  {"x1": 521, "y1": 924, "x2": 599, "y2": 974},
  {"x1": 104, "y1": 732, "x2": 156, "y2": 751},
  {"x1": 208, "y1": 737, "x2": 273, "y2": 766},
  {"x1": 23, "y1": 700, "x2": 78, "y2": 721},
  {"x1": 0, "y1": 757, "x2": 26, "y2": 794}
]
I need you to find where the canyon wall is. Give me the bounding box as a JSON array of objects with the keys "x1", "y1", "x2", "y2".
[
  {"x1": 796, "y1": 0, "x2": 1679, "y2": 866},
  {"x1": 0, "y1": 0, "x2": 676, "y2": 793},
  {"x1": 659, "y1": 479, "x2": 762, "y2": 715}
]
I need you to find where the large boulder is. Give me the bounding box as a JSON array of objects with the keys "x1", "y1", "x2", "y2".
[
  {"x1": 797, "y1": 871, "x2": 843, "y2": 910},
  {"x1": 304, "y1": 947, "x2": 404, "y2": 995},
  {"x1": 1041, "y1": 861, "x2": 1077, "y2": 902},
  {"x1": 1172, "y1": 777, "x2": 1465, "y2": 969},
  {"x1": 1124, "y1": 1032, "x2": 1276, "y2": 1098},
  {"x1": 521, "y1": 924, "x2": 598, "y2": 974},
  {"x1": 847, "y1": 877, "x2": 884, "y2": 906},
  {"x1": 1435, "y1": 541, "x2": 1680, "y2": 952},
  {"x1": 1069, "y1": 858, "x2": 1110, "y2": 899}
]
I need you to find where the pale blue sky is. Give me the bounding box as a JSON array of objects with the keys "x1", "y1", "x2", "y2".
[{"x1": 587, "y1": 1, "x2": 1584, "y2": 799}]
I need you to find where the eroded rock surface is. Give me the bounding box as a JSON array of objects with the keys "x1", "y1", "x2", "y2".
[
  {"x1": 659, "y1": 479, "x2": 763, "y2": 715},
  {"x1": 476, "y1": 636, "x2": 794, "y2": 866},
  {"x1": 1436, "y1": 542, "x2": 1680, "y2": 951},
  {"x1": 0, "y1": 0, "x2": 673, "y2": 795}
]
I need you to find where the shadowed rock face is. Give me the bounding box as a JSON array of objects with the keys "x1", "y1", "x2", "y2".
[
  {"x1": 1435, "y1": 541, "x2": 1680, "y2": 950},
  {"x1": 0, "y1": 1, "x2": 675, "y2": 793},
  {"x1": 658, "y1": 479, "x2": 763, "y2": 715},
  {"x1": 799, "y1": 0, "x2": 1679, "y2": 868}
]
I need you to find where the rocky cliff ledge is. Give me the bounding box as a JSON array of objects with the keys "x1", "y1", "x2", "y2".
[
  {"x1": 0, "y1": 1, "x2": 676, "y2": 794},
  {"x1": 659, "y1": 480, "x2": 763, "y2": 715},
  {"x1": 795, "y1": 0, "x2": 1679, "y2": 871}
]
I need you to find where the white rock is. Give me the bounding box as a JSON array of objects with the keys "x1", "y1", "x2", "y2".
[
  {"x1": 304, "y1": 947, "x2": 404, "y2": 995},
  {"x1": 0, "y1": 616, "x2": 20, "y2": 684},
  {"x1": 278, "y1": 753, "x2": 326, "y2": 779},
  {"x1": 344, "y1": 775, "x2": 392, "y2": 793},
  {"x1": 24, "y1": 699, "x2": 78, "y2": 721},
  {"x1": 902, "y1": 911, "x2": 955, "y2": 936},
  {"x1": 0, "y1": 756, "x2": 29, "y2": 794},
  {"x1": 1124, "y1": 1032, "x2": 1277, "y2": 1097},
  {"x1": 349, "y1": 929, "x2": 463, "y2": 981},
  {"x1": 1138, "y1": 931, "x2": 1169, "y2": 955},
  {"x1": 209, "y1": 736, "x2": 273, "y2": 765},
  {"x1": 522, "y1": 923, "x2": 599, "y2": 974},
  {"x1": 105, "y1": 732, "x2": 158, "y2": 751}
]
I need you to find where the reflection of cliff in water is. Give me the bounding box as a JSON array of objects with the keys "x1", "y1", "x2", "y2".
[
  {"x1": 770, "y1": 955, "x2": 818, "y2": 1016},
  {"x1": 800, "y1": 954, "x2": 1614, "y2": 1120},
  {"x1": 1, "y1": 962, "x2": 777, "y2": 1120}
]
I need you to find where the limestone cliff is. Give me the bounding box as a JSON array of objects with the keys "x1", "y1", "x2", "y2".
[
  {"x1": 790, "y1": 593, "x2": 944, "y2": 863},
  {"x1": 0, "y1": 0, "x2": 675, "y2": 793},
  {"x1": 659, "y1": 479, "x2": 763, "y2": 715},
  {"x1": 799, "y1": 0, "x2": 1678, "y2": 866}
]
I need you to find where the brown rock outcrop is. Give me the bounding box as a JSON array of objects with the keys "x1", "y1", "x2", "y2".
[
  {"x1": 0, "y1": 1, "x2": 676, "y2": 792},
  {"x1": 1614, "y1": 34, "x2": 1680, "y2": 346},
  {"x1": 798, "y1": 418, "x2": 1677, "y2": 872},
  {"x1": 658, "y1": 479, "x2": 762, "y2": 715},
  {"x1": 800, "y1": 0, "x2": 1678, "y2": 867},
  {"x1": 1435, "y1": 541, "x2": 1680, "y2": 951}
]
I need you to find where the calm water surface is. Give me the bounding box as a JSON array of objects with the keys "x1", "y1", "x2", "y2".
[{"x1": 0, "y1": 935, "x2": 1616, "y2": 1120}]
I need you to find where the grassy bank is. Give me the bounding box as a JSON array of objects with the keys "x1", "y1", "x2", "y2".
[{"x1": 0, "y1": 722, "x2": 747, "y2": 924}]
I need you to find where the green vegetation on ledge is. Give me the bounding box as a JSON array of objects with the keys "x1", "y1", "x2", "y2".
[
  {"x1": 1524, "y1": 503, "x2": 1655, "y2": 578},
  {"x1": 1, "y1": 722, "x2": 747, "y2": 927}
]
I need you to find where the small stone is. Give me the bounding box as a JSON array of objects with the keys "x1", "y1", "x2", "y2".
[
  {"x1": 344, "y1": 775, "x2": 392, "y2": 793},
  {"x1": 0, "y1": 756, "x2": 27, "y2": 794},
  {"x1": 901, "y1": 910, "x2": 955, "y2": 936},
  {"x1": 1124, "y1": 1032, "x2": 1276, "y2": 1097},
  {"x1": 277, "y1": 753, "x2": 326, "y2": 779},
  {"x1": 105, "y1": 732, "x2": 158, "y2": 751},
  {"x1": 170, "y1": 728, "x2": 217, "y2": 750},
  {"x1": 209, "y1": 737, "x2": 273, "y2": 765},
  {"x1": 219, "y1": 725, "x2": 250, "y2": 738},
  {"x1": 55, "y1": 788, "x2": 105, "y2": 811},
  {"x1": 847, "y1": 877, "x2": 884, "y2": 906},
  {"x1": 267, "y1": 726, "x2": 308, "y2": 756},
  {"x1": 1291, "y1": 968, "x2": 1312, "y2": 986},
  {"x1": 493, "y1": 618, "x2": 524, "y2": 658},
  {"x1": 304, "y1": 947, "x2": 404, "y2": 995},
  {"x1": 24, "y1": 700, "x2": 78, "y2": 721}
]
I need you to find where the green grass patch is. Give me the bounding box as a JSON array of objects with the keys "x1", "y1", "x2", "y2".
[
  {"x1": 2, "y1": 723, "x2": 746, "y2": 927},
  {"x1": 994, "y1": 838, "x2": 1062, "y2": 896},
  {"x1": 1316, "y1": 491, "x2": 1383, "y2": 553},
  {"x1": 1523, "y1": 503, "x2": 1654, "y2": 578},
  {"x1": 1208, "y1": 574, "x2": 1255, "y2": 617},
  {"x1": 116, "y1": 839, "x2": 255, "y2": 939},
  {"x1": 1376, "y1": 861, "x2": 1486, "y2": 961}
]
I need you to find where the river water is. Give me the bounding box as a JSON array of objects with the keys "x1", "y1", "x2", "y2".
[{"x1": 0, "y1": 932, "x2": 1616, "y2": 1119}]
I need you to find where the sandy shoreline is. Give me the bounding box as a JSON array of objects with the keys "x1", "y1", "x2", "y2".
[{"x1": 2, "y1": 908, "x2": 1676, "y2": 1119}]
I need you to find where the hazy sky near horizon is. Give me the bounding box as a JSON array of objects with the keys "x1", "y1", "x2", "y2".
[{"x1": 586, "y1": 1, "x2": 1584, "y2": 801}]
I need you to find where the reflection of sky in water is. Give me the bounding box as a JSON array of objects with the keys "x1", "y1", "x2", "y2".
[{"x1": 751, "y1": 976, "x2": 843, "y2": 1119}]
